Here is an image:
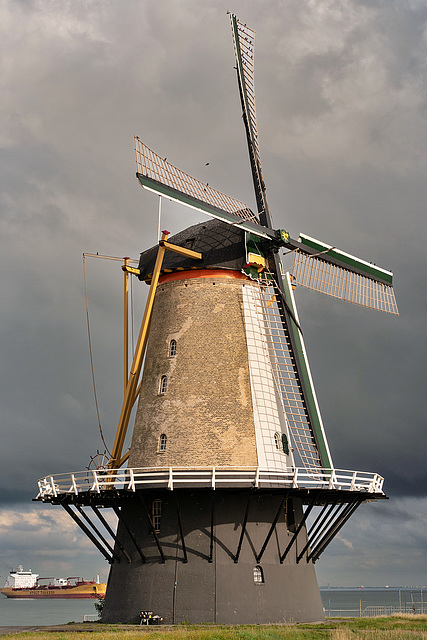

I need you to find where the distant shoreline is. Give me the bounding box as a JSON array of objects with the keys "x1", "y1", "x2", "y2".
[{"x1": 320, "y1": 586, "x2": 426, "y2": 591}]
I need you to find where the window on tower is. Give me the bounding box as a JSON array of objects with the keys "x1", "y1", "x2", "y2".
[
  {"x1": 275, "y1": 432, "x2": 289, "y2": 455},
  {"x1": 169, "y1": 339, "x2": 177, "y2": 357},
  {"x1": 160, "y1": 375, "x2": 168, "y2": 394},
  {"x1": 281, "y1": 433, "x2": 289, "y2": 455},
  {"x1": 253, "y1": 565, "x2": 264, "y2": 584},
  {"x1": 151, "y1": 499, "x2": 162, "y2": 533},
  {"x1": 159, "y1": 433, "x2": 167, "y2": 453}
]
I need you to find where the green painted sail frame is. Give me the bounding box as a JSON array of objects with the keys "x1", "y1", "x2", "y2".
[
  {"x1": 297, "y1": 233, "x2": 393, "y2": 286},
  {"x1": 281, "y1": 272, "x2": 333, "y2": 470},
  {"x1": 136, "y1": 173, "x2": 276, "y2": 241}
]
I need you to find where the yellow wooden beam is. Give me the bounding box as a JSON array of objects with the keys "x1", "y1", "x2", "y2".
[
  {"x1": 119, "y1": 450, "x2": 130, "y2": 467},
  {"x1": 108, "y1": 233, "x2": 203, "y2": 472},
  {"x1": 161, "y1": 240, "x2": 202, "y2": 261},
  {"x1": 122, "y1": 265, "x2": 141, "y2": 275},
  {"x1": 123, "y1": 257, "x2": 129, "y2": 395},
  {"x1": 108, "y1": 231, "x2": 170, "y2": 471}
]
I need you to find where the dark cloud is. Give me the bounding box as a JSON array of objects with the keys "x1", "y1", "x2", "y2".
[{"x1": 0, "y1": 0, "x2": 426, "y2": 585}]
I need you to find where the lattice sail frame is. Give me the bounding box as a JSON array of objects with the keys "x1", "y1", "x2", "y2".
[
  {"x1": 229, "y1": 15, "x2": 261, "y2": 170},
  {"x1": 134, "y1": 137, "x2": 275, "y2": 239},
  {"x1": 256, "y1": 272, "x2": 333, "y2": 472},
  {"x1": 292, "y1": 234, "x2": 399, "y2": 315}
]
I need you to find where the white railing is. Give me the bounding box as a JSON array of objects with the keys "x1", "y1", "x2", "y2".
[{"x1": 36, "y1": 466, "x2": 384, "y2": 499}]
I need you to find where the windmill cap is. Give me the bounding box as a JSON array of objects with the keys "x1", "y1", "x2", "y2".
[{"x1": 138, "y1": 219, "x2": 247, "y2": 282}]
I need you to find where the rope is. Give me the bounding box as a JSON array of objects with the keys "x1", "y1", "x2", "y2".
[
  {"x1": 157, "y1": 196, "x2": 162, "y2": 241},
  {"x1": 82, "y1": 254, "x2": 112, "y2": 457},
  {"x1": 130, "y1": 271, "x2": 135, "y2": 354}
]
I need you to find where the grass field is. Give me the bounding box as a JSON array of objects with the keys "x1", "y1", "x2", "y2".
[{"x1": 3, "y1": 615, "x2": 427, "y2": 640}]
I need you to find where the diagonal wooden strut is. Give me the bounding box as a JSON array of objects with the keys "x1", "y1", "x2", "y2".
[
  {"x1": 256, "y1": 493, "x2": 288, "y2": 563},
  {"x1": 136, "y1": 493, "x2": 166, "y2": 563},
  {"x1": 108, "y1": 232, "x2": 202, "y2": 471},
  {"x1": 174, "y1": 496, "x2": 188, "y2": 563},
  {"x1": 112, "y1": 500, "x2": 145, "y2": 563},
  {"x1": 296, "y1": 499, "x2": 338, "y2": 563},
  {"x1": 75, "y1": 504, "x2": 120, "y2": 562},
  {"x1": 91, "y1": 505, "x2": 132, "y2": 563},
  {"x1": 233, "y1": 493, "x2": 252, "y2": 564},
  {"x1": 308, "y1": 497, "x2": 362, "y2": 563},
  {"x1": 280, "y1": 492, "x2": 320, "y2": 563},
  {"x1": 61, "y1": 501, "x2": 113, "y2": 564}
]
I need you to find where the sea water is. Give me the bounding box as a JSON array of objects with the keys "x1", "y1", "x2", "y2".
[
  {"x1": 1, "y1": 589, "x2": 425, "y2": 626},
  {"x1": 321, "y1": 588, "x2": 427, "y2": 617},
  {"x1": 0, "y1": 597, "x2": 98, "y2": 626}
]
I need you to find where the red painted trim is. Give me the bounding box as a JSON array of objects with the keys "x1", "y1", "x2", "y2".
[{"x1": 158, "y1": 269, "x2": 249, "y2": 284}]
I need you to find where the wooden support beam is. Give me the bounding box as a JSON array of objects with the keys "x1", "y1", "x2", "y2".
[
  {"x1": 297, "y1": 499, "x2": 338, "y2": 563},
  {"x1": 91, "y1": 505, "x2": 131, "y2": 563},
  {"x1": 234, "y1": 493, "x2": 252, "y2": 564},
  {"x1": 136, "y1": 494, "x2": 165, "y2": 563},
  {"x1": 75, "y1": 504, "x2": 120, "y2": 562},
  {"x1": 61, "y1": 501, "x2": 113, "y2": 564},
  {"x1": 280, "y1": 492, "x2": 320, "y2": 563},
  {"x1": 174, "y1": 496, "x2": 188, "y2": 564},
  {"x1": 112, "y1": 501, "x2": 146, "y2": 563},
  {"x1": 256, "y1": 493, "x2": 287, "y2": 563},
  {"x1": 309, "y1": 498, "x2": 361, "y2": 563}
]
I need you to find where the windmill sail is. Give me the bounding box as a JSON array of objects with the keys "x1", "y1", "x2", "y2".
[
  {"x1": 229, "y1": 13, "x2": 270, "y2": 226},
  {"x1": 257, "y1": 272, "x2": 332, "y2": 471},
  {"x1": 292, "y1": 234, "x2": 399, "y2": 315},
  {"x1": 134, "y1": 137, "x2": 275, "y2": 240}
]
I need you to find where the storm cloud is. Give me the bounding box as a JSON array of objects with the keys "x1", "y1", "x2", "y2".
[{"x1": 0, "y1": 0, "x2": 426, "y2": 586}]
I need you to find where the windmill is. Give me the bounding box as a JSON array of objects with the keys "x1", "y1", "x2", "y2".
[{"x1": 35, "y1": 13, "x2": 397, "y2": 625}]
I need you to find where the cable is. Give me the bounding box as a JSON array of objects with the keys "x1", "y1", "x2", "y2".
[
  {"x1": 130, "y1": 271, "x2": 135, "y2": 354},
  {"x1": 82, "y1": 254, "x2": 112, "y2": 458}
]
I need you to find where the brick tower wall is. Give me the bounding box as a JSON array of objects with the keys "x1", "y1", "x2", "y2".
[{"x1": 129, "y1": 273, "x2": 258, "y2": 468}]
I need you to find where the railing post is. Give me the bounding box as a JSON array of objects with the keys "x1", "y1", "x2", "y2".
[
  {"x1": 128, "y1": 468, "x2": 135, "y2": 491},
  {"x1": 93, "y1": 471, "x2": 100, "y2": 493},
  {"x1": 50, "y1": 476, "x2": 57, "y2": 498},
  {"x1": 168, "y1": 467, "x2": 174, "y2": 490},
  {"x1": 71, "y1": 474, "x2": 78, "y2": 495},
  {"x1": 212, "y1": 467, "x2": 216, "y2": 490},
  {"x1": 328, "y1": 469, "x2": 337, "y2": 489},
  {"x1": 292, "y1": 467, "x2": 299, "y2": 488}
]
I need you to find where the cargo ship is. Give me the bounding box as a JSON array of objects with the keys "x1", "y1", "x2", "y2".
[{"x1": 0, "y1": 566, "x2": 106, "y2": 599}]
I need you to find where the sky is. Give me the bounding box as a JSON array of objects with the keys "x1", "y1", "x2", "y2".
[{"x1": 0, "y1": 0, "x2": 426, "y2": 589}]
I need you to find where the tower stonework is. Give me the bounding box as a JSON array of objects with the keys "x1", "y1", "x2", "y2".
[{"x1": 129, "y1": 273, "x2": 258, "y2": 468}]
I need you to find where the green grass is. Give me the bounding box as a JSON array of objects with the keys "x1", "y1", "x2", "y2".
[{"x1": 3, "y1": 616, "x2": 427, "y2": 640}]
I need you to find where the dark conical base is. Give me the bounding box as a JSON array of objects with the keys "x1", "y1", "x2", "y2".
[{"x1": 102, "y1": 489, "x2": 325, "y2": 625}]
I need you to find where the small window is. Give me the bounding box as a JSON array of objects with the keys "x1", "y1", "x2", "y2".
[
  {"x1": 253, "y1": 565, "x2": 264, "y2": 584},
  {"x1": 169, "y1": 339, "x2": 177, "y2": 357},
  {"x1": 160, "y1": 375, "x2": 168, "y2": 394},
  {"x1": 281, "y1": 433, "x2": 289, "y2": 455},
  {"x1": 275, "y1": 432, "x2": 289, "y2": 455},
  {"x1": 152, "y1": 499, "x2": 162, "y2": 533},
  {"x1": 185, "y1": 237, "x2": 195, "y2": 249},
  {"x1": 159, "y1": 433, "x2": 167, "y2": 453}
]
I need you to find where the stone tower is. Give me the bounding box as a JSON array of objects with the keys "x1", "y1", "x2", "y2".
[{"x1": 102, "y1": 219, "x2": 325, "y2": 624}]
